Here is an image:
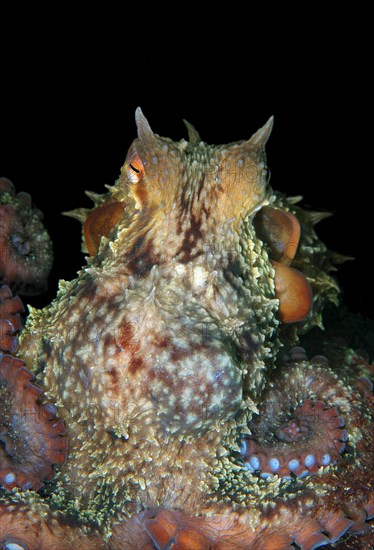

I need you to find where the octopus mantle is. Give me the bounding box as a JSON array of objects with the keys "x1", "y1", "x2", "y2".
[{"x1": 0, "y1": 111, "x2": 373, "y2": 549}]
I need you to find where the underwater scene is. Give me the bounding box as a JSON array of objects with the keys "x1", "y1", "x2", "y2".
[{"x1": 1, "y1": 105, "x2": 373, "y2": 549}]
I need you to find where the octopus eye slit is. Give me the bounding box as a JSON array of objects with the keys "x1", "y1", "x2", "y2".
[
  {"x1": 129, "y1": 163, "x2": 140, "y2": 174},
  {"x1": 126, "y1": 152, "x2": 145, "y2": 184}
]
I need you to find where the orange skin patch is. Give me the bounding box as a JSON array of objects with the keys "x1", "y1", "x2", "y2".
[
  {"x1": 144, "y1": 510, "x2": 211, "y2": 549},
  {"x1": 84, "y1": 201, "x2": 125, "y2": 255},
  {"x1": 255, "y1": 206, "x2": 301, "y2": 265},
  {"x1": 272, "y1": 260, "x2": 313, "y2": 323},
  {"x1": 254, "y1": 206, "x2": 313, "y2": 323}
]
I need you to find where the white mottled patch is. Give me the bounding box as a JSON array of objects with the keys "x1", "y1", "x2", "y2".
[
  {"x1": 181, "y1": 386, "x2": 193, "y2": 404},
  {"x1": 171, "y1": 338, "x2": 189, "y2": 351},
  {"x1": 192, "y1": 266, "x2": 208, "y2": 290}
]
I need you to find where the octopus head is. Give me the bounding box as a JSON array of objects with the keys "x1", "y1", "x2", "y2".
[
  {"x1": 124, "y1": 107, "x2": 273, "y2": 221},
  {"x1": 83, "y1": 110, "x2": 313, "y2": 326},
  {"x1": 84, "y1": 108, "x2": 274, "y2": 264}
]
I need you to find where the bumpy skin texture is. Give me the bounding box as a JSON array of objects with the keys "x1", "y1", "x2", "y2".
[
  {"x1": 0, "y1": 177, "x2": 53, "y2": 295},
  {"x1": 0, "y1": 110, "x2": 373, "y2": 549}
]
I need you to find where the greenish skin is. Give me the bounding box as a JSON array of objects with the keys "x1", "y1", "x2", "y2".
[{"x1": 0, "y1": 110, "x2": 372, "y2": 549}]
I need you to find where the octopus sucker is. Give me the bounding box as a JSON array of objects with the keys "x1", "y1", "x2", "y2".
[
  {"x1": 0, "y1": 337, "x2": 68, "y2": 491},
  {"x1": 239, "y1": 354, "x2": 363, "y2": 481},
  {"x1": 0, "y1": 110, "x2": 372, "y2": 549}
]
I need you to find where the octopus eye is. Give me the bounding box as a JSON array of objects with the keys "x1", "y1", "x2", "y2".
[{"x1": 127, "y1": 152, "x2": 144, "y2": 184}]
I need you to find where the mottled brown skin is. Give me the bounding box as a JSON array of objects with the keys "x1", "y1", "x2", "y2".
[{"x1": 0, "y1": 110, "x2": 372, "y2": 549}]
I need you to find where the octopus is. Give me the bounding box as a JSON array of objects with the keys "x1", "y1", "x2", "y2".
[{"x1": 0, "y1": 109, "x2": 373, "y2": 549}]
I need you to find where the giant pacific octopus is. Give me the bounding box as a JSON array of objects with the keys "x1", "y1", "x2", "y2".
[{"x1": 0, "y1": 109, "x2": 373, "y2": 549}]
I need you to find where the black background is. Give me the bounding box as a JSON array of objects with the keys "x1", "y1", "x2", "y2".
[{"x1": 1, "y1": 17, "x2": 372, "y2": 318}]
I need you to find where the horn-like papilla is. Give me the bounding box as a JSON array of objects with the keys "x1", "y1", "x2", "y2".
[
  {"x1": 249, "y1": 116, "x2": 274, "y2": 148},
  {"x1": 183, "y1": 119, "x2": 201, "y2": 143},
  {"x1": 135, "y1": 107, "x2": 156, "y2": 144}
]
